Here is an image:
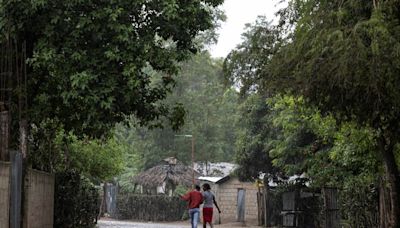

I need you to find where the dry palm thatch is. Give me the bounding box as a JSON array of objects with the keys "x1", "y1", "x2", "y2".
[{"x1": 133, "y1": 157, "x2": 200, "y2": 189}]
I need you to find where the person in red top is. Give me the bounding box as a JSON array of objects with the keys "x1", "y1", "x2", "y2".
[{"x1": 181, "y1": 185, "x2": 203, "y2": 228}]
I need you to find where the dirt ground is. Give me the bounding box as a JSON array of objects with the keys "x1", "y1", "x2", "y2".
[{"x1": 98, "y1": 218, "x2": 262, "y2": 228}]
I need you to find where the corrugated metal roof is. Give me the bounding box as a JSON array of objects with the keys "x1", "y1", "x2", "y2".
[{"x1": 198, "y1": 176, "x2": 230, "y2": 184}]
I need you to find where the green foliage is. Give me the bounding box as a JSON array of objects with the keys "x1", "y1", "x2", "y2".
[
  {"x1": 271, "y1": 1, "x2": 400, "y2": 131},
  {"x1": 268, "y1": 1, "x2": 400, "y2": 222},
  {"x1": 234, "y1": 94, "x2": 276, "y2": 181},
  {"x1": 173, "y1": 185, "x2": 188, "y2": 197},
  {"x1": 116, "y1": 194, "x2": 186, "y2": 221},
  {"x1": 340, "y1": 175, "x2": 379, "y2": 228},
  {"x1": 1, "y1": 0, "x2": 224, "y2": 138},
  {"x1": 29, "y1": 118, "x2": 125, "y2": 182},
  {"x1": 267, "y1": 95, "x2": 380, "y2": 187},
  {"x1": 54, "y1": 171, "x2": 99, "y2": 228},
  {"x1": 114, "y1": 52, "x2": 239, "y2": 176},
  {"x1": 223, "y1": 16, "x2": 283, "y2": 97},
  {"x1": 225, "y1": 1, "x2": 400, "y2": 223}
]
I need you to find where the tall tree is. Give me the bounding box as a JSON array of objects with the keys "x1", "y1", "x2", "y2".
[
  {"x1": 0, "y1": 0, "x2": 224, "y2": 140},
  {"x1": 234, "y1": 94, "x2": 277, "y2": 181},
  {"x1": 269, "y1": 1, "x2": 400, "y2": 226},
  {"x1": 224, "y1": 2, "x2": 400, "y2": 225},
  {"x1": 115, "y1": 52, "x2": 239, "y2": 171},
  {"x1": 223, "y1": 17, "x2": 284, "y2": 181},
  {"x1": 223, "y1": 16, "x2": 282, "y2": 98}
]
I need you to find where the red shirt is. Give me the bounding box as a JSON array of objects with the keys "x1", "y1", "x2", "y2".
[{"x1": 181, "y1": 190, "x2": 203, "y2": 209}]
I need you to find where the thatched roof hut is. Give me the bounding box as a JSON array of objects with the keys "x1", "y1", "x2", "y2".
[{"x1": 133, "y1": 157, "x2": 200, "y2": 194}]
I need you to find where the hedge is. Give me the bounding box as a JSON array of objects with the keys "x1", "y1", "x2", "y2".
[{"x1": 116, "y1": 194, "x2": 186, "y2": 221}]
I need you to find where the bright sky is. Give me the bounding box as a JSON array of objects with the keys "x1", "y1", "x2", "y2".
[{"x1": 209, "y1": 0, "x2": 283, "y2": 58}]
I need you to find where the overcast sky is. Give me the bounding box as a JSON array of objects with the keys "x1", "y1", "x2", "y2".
[{"x1": 209, "y1": 0, "x2": 283, "y2": 58}]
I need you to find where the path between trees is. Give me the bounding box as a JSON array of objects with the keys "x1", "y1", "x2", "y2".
[
  {"x1": 97, "y1": 219, "x2": 261, "y2": 228},
  {"x1": 97, "y1": 220, "x2": 190, "y2": 228}
]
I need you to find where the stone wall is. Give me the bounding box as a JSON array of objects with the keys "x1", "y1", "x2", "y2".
[
  {"x1": 215, "y1": 177, "x2": 258, "y2": 225},
  {"x1": 0, "y1": 161, "x2": 10, "y2": 228},
  {"x1": 24, "y1": 169, "x2": 55, "y2": 228}
]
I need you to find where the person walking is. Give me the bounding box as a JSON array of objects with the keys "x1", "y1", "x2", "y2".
[
  {"x1": 202, "y1": 183, "x2": 221, "y2": 228},
  {"x1": 181, "y1": 185, "x2": 204, "y2": 228}
]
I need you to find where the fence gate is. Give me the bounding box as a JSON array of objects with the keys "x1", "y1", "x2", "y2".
[
  {"x1": 323, "y1": 188, "x2": 340, "y2": 228},
  {"x1": 282, "y1": 191, "x2": 297, "y2": 227},
  {"x1": 105, "y1": 183, "x2": 118, "y2": 218}
]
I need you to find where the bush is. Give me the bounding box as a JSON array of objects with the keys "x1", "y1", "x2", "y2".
[
  {"x1": 116, "y1": 194, "x2": 186, "y2": 221},
  {"x1": 54, "y1": 171, "x2": 99, "y2": 228},
  {"x1": 339, "y1": 179, "x2": 379, "y2": 227}
]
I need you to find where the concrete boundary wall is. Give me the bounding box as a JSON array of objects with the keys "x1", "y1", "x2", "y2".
[
  {"x1": 24, "y1": 169, "x2": 55, "y2": 228},
  {"x1": 0, "y1": 161, "x2": 10, "y2": 228},
  {"x1": 0, "y1": 162, "x2": 54, "y2": 228}
]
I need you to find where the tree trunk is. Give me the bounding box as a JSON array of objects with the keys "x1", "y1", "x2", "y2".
[
  {"x1": 19, "y1": 119, "x2": 28, "y2": 158},
  {"x1": 380, "y1": 138, "x2": 400, "y2": 228},
  {"x1": 380, "y1": 177, "x2": 391, "y2": 228}
]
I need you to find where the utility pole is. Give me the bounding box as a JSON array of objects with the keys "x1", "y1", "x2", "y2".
[{"x1": 175, "y1": 134, "x2": 195, "y2": 187}]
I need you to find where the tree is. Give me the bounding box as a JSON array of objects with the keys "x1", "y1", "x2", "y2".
[
  {"x1": 114, "y1": 52, "x2": 239, "y2": 179},
  {"x1": 268, "y1": 95, "x2": 381, "y2": 227},
  {"x1": 268, "y1": 95, "x2": 380, "y2": 186},
  {"x1": 223, "y1": 17, "x2": 288, "y2": 182},
  {"x1": 0, "y1": 0, "x2": 224, "y2": 140},
  {"x1": 29, "y1": 118, "x2": 125, "y2": 181},
  {"x1": 224, "y1": 3, "x2": 397, "y2": 225},
  {"x1": 234, "y1": 94, "x2": 277, "y2": 181},
  {"x1": 268, "y1": 1, "x2": 400, "y2": 226},
  {"x1": 223, "y1": 16, "x2": 282, "y2": 97}
]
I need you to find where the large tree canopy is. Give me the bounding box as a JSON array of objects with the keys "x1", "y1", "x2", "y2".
[
  {"x1": 225, "y1": 1, "x2": 400, "y2": 226},
  {"x1": 269, "y1": 1, "x2": 400, "y2": 225},
  {"x1": 0, "y1": 0, "x2": 223, "y2": 137}
]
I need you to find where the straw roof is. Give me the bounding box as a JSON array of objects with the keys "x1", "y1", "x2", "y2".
[{"x1": 133, "y1": 157, "x2": 200, "y2": 188}]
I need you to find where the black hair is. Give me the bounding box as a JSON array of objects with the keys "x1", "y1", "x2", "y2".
[
  {"x1": 195, "y1": 185, "x2": 201, "y2": 191},
  {"x1": 202, "y1": 183, "x2": 211, "y2": 190}
]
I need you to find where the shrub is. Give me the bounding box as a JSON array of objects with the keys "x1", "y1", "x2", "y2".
[
  {"x1": 54, "y1": 171, "x2": 99, "y2": 228},
  {"x1": 116, "y1": 194, "x2": 186, "y2": 221}
]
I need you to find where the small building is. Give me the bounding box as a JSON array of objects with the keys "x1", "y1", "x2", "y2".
[
  {"x1": 133, "y1": 157, "x2": 200, "y2": 195},
  {"x1": 198, "y1": 175, "x2": 259, "y2": 226}
]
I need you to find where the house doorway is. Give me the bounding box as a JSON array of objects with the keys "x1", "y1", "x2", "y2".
[{"x1": 237, "y1": 188, "x2": 246, "y2": 222}]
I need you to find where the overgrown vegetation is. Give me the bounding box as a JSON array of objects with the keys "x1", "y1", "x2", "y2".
[
  {"x1": 224, "y1": 1, "x2": 400, "y2": 226},
  {"x1": 54, "y1": 171, "x2": 99, "y2": 228},
  {"x1": 2, "y1": 0, "x2": 400, "y2": 226},
  {"x1": 1, "y1": 0, "x2": 225, "y2": 226},
  {"x1": 115, "y1": 52, "x2": 239, "y2": 184}
]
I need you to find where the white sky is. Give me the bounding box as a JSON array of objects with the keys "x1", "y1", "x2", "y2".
[{"x1": 209, "y1": 0, "x2": 283, "y2": 58}]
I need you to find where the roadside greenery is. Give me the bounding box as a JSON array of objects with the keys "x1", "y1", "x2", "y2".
[
  {"x1": 2, "y1": 0, "x2": 400, "y2": 226},
  {"x1": 225, "y1": 1, "x2": 400, "y2": 226},
  {"x1": 115, "y1": 52, "x2": 239, "y2": 185},
  {"x1": 1, "y1": 0, "x2": 224, "y2": 226},
  {"x1": 29, "y1": 118, "x2": 125, "y2": 182},
  {"x1": 1, "y1": 0, "x2": 224, "y2": 138}
]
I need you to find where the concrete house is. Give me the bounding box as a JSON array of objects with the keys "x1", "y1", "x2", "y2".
[{"x1": 198, "y1": 176, "x2": 259, "y2": 226}]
